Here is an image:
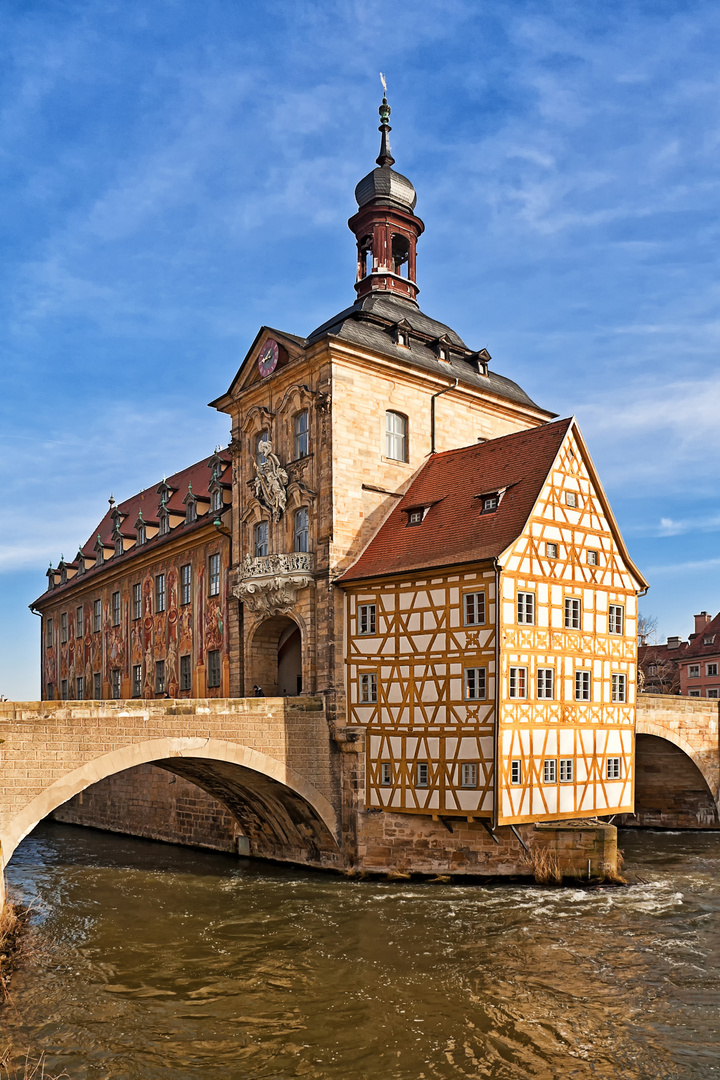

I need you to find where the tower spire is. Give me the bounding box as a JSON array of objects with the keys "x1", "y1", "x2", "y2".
[{"x1": 376, "y1": 74, "x2": 395, "y2": 168}]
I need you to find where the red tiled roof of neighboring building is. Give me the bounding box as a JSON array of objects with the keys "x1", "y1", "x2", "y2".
[
  {"x1": 681, "y1": 611, "x2": 720, "y2": 659},
  {"x1": 339, "y1": 418, "x2": 574, "y2": 583}
]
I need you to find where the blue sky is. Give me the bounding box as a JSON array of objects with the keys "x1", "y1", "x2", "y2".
[{"x1": 2, "y1": 0, "x2": 720, "y2": 698}]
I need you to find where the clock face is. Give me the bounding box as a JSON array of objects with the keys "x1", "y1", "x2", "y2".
[{"x1": 258, "y1": 338, "x2": 279, "y2": 378}]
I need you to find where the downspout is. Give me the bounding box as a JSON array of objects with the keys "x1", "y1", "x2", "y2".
[
  {"x1": 430, "y1": 378, "x2": 459, "y2": 453},
  {"x1": 492, "y1": 557, "x2": 501, "y2": 831},
  {"x1": 29, "y1": 605, "x2": 42, "y2": 702}
]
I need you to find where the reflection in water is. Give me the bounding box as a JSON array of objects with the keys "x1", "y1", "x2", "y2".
[{"x1": 4, "y1": 823, "x2": 720, "y2": 1079}]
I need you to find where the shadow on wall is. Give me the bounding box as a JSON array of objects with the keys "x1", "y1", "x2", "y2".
[{"x1": 619, "y1": 734, "x2": 719, "y2": 830}]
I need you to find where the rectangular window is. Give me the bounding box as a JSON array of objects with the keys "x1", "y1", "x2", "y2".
[
  {"x1": 385, "y1": 411, "x2": 408, "y2": 462},
  {"x1": 93, "y1": 599, "x2": 102, "y2": 633},
  {"x1": 294, "y1": 410, "x2": 309, "y2": 459},
  {"x1": 546, "y1": 542, "x2": 558, "y2": 559},
  {"x1": 46, "y1": 618, "x2": 53, "y2": 646},
  {"x1": 207, "y1": 649, "x2": 221, "y2": 689},
  {"x1": 180, "y1": 564, "x2": 192, "y2": 606},
  {"x1": 517, "y1": 592, "x2": 535, "y2": 625},
  {"x1": 358, "y1": 604, "x2": 376, "y2": 635},
  {"x1": 510, "y1": 760, "x2": 522, "y2": 785},
  {"x1": 155, "y1": 659, "x2": 166, "y2": 695},
  {"x1": 155, "y1": 574, "x2": 166, "y2": 613},
  {"x1": 380, "y1": 762, "x2": 392, "y2": 786},
  {"x1": 180, "y1": 654, "x2": 192, "y2": 691},
  {"x1": 707, "y1": 688, "x2": 719, "y2": 699},
  {"x1": 688, "y1": 664, "x2": 700, "y2": 679},
  {"x1": 608, "y1": 604, "x2": 624, "y2": 635},
  {"x1": 689, "y1": 690, "x2": 701, "y2": 697},
  {"x1": 61, "y1": 679, "x2": 68, "y2": 700},
  {"x1": 575, "y1": 671, "x2": 591, "y2": 701},
  {"x1": 359, "y1": 672, "x2": 377, "y2": 703},
  {"x1": 133, "y1": 583, "x2": 142, "y2": 620},
  {"x1": 565, "y1": 492, "x2": 577, "y2": 508},
  {"x1": 46, "y1": 683, "x2": 54, "y2": 700},
  {"x1": 461, "y1": 762, "x2": 478, "y2": 788},
  {"x1": 559, "y1": 758, "x2": 574, "y2": 783},
  {"x1": 416, "y1": 762, "x2": 429, "y2": 788},
  {"x1": 543, "y1": 759, "x2": 557, "y2": 784},
  {"x1": 111, "y1": 669, "x2": 121, "y2": 700},
  {"x1": 509, "y1": 667, "x2": 527, "y2": 699},
  {"x1": 612, "y1": 673, "x2": 627, "y2": 703},
  {"x1": 112, "y1": 591, "x2": 121, "y2": 626},
  {"x1": 76, "y1": 676, "x2": 84, "y2": 700},
  {"x1": 706, "y1": 662, "x2": 718, "y2": 677},
  {"x1": 564, "y1": 597, "x2": 581, "y2": 629},
  {"x1": 132, "y1": 664, "x2": 142, "y2": 698},
  {"x1": 465, "y1": 667, "x2": 487, "y2": 700},
  {"x1": 93, "y1": 672, "x2": 102, "y2": 699},
  {"x1": 606, "y1": 757, "x2": 621, "y2": 780},
  {"x1": 463, "y1": 592, "x2": 486, "y2": 626},
  {"x1": 209, "y1": 554, "x2": 221, "y2": 597},
  {"x1": 537, "y1": 668, "x2": 554, "y2": 699},
  {"x1": 587, "y1": 550, "x2": 598, "y2": 566},
  {"x1": 60, "y1": 612, "x2": 68, "y2": 644},
  {"x1": 294, "y1": 508, "x2": 309, "y2": 553},
  {"x1": 254, "y1": 522, "x2": 268, "y2": 558},
  {"x1": 76, "y1": 606, "x2": 84, "y2": 637}
]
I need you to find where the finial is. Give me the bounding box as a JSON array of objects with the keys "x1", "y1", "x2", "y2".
[
  {"x1": 188, "y1": 481, "x2": 193, "y2": 492},
  {"x1": 109, "y1": 494, "x2": 115, "y2": 507},
  {"x1": 376, "y1": 73, "x2": 395, "y2": 168}
]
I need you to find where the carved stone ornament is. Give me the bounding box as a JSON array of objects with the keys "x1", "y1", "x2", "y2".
[
  {"x1": 234, "y1": 553, "x2": 314, "y2": 617},
  {"x1": 253, "y1": 439, "x2": 289, "y2": 522}
]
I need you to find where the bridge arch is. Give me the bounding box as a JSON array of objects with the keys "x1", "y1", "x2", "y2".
[
  {"x1": 628, "y1": 723, "x2": 719, "y2": 830},
  {"x1": 0, "y1": 736, "x2": 341, "y2": 873},
  {"x1": 636, "y1": 719, "x2": 718, "y2": 801}
]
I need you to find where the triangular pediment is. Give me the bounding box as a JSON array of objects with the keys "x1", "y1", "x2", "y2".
[{"x1": 209, "y1": 326, "x2": 308, "y2": 411}]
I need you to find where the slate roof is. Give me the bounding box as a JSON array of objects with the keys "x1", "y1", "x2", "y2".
[
  {"x1": 307, "y1": 293, "x2": 547, "y2": 412},
  {"x1": 681, "y1": 611, "x2": 720, "y2": 659},
  {"x1": 339, "y1": 418, "x2": 574, "y2": 583}
]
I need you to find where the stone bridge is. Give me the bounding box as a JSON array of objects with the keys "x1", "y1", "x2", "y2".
[
  {"x1": 0, "y1": 697, "x2": 349, "y2": 904},
  {"x1": 626, "y1": 694, "x2": 720, "y2": 829}
]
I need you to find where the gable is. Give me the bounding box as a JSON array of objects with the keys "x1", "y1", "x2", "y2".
[{"x1": 208, "y1": 326, "x2": 308, "y2": 409}]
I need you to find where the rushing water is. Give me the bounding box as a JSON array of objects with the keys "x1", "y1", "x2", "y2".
[{"x1": 2, "y1": 822, "x2": 719, "y2": 1079}]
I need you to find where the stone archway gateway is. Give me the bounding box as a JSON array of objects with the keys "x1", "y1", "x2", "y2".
[
  {"x1": 0, "y1": 698, "x2": 340, "y2": 907},
  {"x1": 248, "y1": 615, "x2": 304, "y2": 697}
]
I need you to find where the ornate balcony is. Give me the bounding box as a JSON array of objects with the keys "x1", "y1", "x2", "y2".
[{"x1": 234, "y1": 553, "x2": 314, "y2": 617}]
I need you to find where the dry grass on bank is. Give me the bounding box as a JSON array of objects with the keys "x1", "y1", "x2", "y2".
[
  {"x1": 0, "y1": 1051, "x2": 68, "y2": 1080},
  {"x1": 522, "y1": 845, "x2": 563, "y2": 885},
  {"x1": 0, "y1": 904, "x2": 30, "y2": 997}
]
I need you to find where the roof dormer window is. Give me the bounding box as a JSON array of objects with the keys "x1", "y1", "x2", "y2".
[
  {"x1": 76, "y1": 551, "x2": 86, "y2": 576},
  {"x1": 158, "y1": 509, "x2": 169, "y2": 536},
  {"x1": 392, "y1": 319, "x2": 412, "y2": 348},
  {"x1": 135, "y1": 511, "x2": 146, "y2": 546},
  {"x1": 704, "y1": 635, "x2": 716, "y2": 645},
  {"x1": 94, "y1": 535, "x2": 104, "y2": 565},
  {"x1": 211, "y1": 487, "x2": 223, "y2": 512},
  {"x1": 405, "y1": 506, "x2": 429, "y2": 526},
  {"x1": 183, "y1": 482, "x2": 197, "y2": 524},
  {"x1": 114, "y1": 537, "x2": 123, "y2": 557}
]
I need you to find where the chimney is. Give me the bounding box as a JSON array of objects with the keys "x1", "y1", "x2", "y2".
[
  {"x1": 694, "y1": 612, "x2": 711, "y2": 636},
  {"x1": 666, "y1": 636, "x2": 681, "y2": 650}
]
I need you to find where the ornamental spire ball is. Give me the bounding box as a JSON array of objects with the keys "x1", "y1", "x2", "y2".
[{"x1": 354, "y1": 80, "x2": 417, "y2": 212}]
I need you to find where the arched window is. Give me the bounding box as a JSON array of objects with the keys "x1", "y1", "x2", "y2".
[
  {"x1": 256, "y1": 431, "x2": 269, "y2": 465},
  {"x1": 294, "y1": 507, "x2": 309, "y2": 553},
  {"x1": 294, "y1": 410, "x2": 309, "y2": 459},
  {"x1": 254, "y1": 521, "x2": 269, "y2": 558},
  {"x1": 385, "y1": 411, "x2": 408, "y2": 462},
  {"x1": 391, "y1": 234, "x2": 409, "y2": 277}
]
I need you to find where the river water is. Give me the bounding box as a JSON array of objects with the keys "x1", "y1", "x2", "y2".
[{"x1": 3, "y1": 822, "x2": 719, "y2": 1079}]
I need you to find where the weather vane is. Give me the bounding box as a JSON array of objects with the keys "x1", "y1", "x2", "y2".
[{"x1": 380, "y1": 72, "x2": 387, "y2": 97}]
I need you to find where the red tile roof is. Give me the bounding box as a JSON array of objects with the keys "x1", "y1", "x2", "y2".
[
  {"x1": 339, "y1": 418, "x2": 573, "y2": 583},
  {"x1": 681, "y1": 611, "x2": 720, "y2": 659}
]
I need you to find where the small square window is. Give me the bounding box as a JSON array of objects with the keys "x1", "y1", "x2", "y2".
[
  {"x1": 180, "y1": 654, "x2": 192, "y2": 692},
  {"x1": 706, "y1": 662, "x2": 718, "y2": 677},
  {"x1": 689, "y1": 690, "x2": 701, "y2": 697},
  {"x1": 155, "y1": 659, "x2": 166, "y2": 696},
  {"x1": 207, "y1": 649, "x2": 221, "y2": 689},
  {"x1": 546, "y1": 542, "x2": 558, "y2": 559},
  {"x1": 509, "y1": 667, "x2": 527, "y2": 698},
  {"x1": 587, "y1": 550, "x2": 598, "y2": 566},
  {"x1": 510, "y1": 760, "x2": 522, "y2": 785},
  {"x1": 465, "y1": 667, "x2": 486, "y2": 700},
  {"x1": 565, "y1": 492, "x2": 577, "y2": 508},
  {"x1": 461, "y1": 762, "x2": 478, "y2": 788},
  {"x1": 606, "y1": 757, "x2": 621, "y2": 780},
  {"x1": 543, "y1": 759, "x2": 557, "y2": 784},
  {"x1": 481, "y1": 494, "x2": 498, "y2": 513},
  {"x1": 359, "y1": 672, "x2": 377, "y2": 703},
  {"x1": 688, "y1": 664, "x2": 700, "y2": 678},
  {"x1": 380, "y1": 762, "x2": 392, "y2": 786},
  {"x1": 608, "y1": 605, "x2": 624, "y2": 635},
  {"x1": 463, "y1": 592, "x2": 485, "y2": 626},
  {"x1": 559, "y1": 758, "x2": 574, "y2": 783},
  {"x1": 612, "y1": 673, "x2": 627, "y2": 703},
  {"x1": 564, "y1": 597, "x2": 581, "y2": 629},
  {"x1": 408, "y1": 509, "x2": 424, "y2": 525},
  {"x1": 537, "y1": 668, "x2": 554, "y2": 699},
  {"x1": 517, "y1": 592, "x2": 535, "y2": 625},
  {"x1": 575, "y1": 670, "x2": 591, "y2": 701},
  {"x1": 416, "y1": 762, "x2": 429, "y2": 788},
  {"x1": 358, "y1": 604, "x2": 376, "y2": 635},
  {"x1": 707, "y1": 688, "x2": 719, "y2": 699}
]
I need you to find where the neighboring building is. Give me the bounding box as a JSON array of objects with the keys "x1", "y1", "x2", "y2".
[
  {"x1": 32, "y1": 452, "x2": 232, "y2": 700},
  {"x1": 33, "y1": 92, "x2": 648, "y2": 832},
  {"x1": 678, "y1": 612, "x2": 720, "y2": 699},
  {"x1": 339, "y1": 419, "x2": 646, "y2": 825},
  {"x1": 638, "y1": 636, "x2": 687, "y2": 695}
]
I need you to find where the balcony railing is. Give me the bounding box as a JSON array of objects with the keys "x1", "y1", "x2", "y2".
[{"x1": 239, "y1": 552, "x2": 314, "y2": 579}]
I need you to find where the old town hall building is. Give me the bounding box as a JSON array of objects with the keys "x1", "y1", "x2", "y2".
[{"x1": 33, "y1": 94, "x2": 648, "y2": 831}]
